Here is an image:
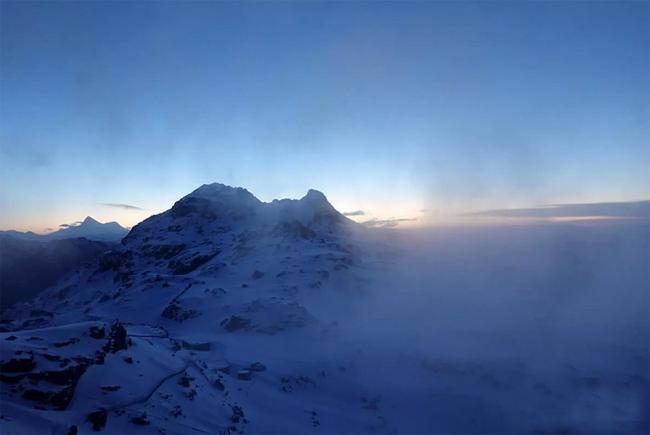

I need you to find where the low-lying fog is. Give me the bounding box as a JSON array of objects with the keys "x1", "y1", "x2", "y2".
[{"x1": 305, "y1": 220, "x2": 649, "y2": 433}]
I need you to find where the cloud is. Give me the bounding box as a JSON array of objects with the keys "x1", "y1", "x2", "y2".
[
  {"x1": 101, "y1": 203, "x2": 144, "y2": 211},
  {"x1": 343, "y1": 210, "x2": 366, "y2": 217},
  {"x1": 59, "y1": 221, "x2": 83, "y2": 229},
  {"x1": 466, "y1": 200, "x2": 650, "y2": 220},
  {"x1": 361, "y1": 217, "x2": 417, "y2": 228}
]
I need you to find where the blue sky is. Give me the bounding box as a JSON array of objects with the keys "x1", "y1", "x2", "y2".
[{"x1": 1, "y1": 1, "x2": 648, "y2": 231}]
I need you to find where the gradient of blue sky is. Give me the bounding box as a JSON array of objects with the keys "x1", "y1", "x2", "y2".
[{"x1": 1, "y1": 1, "x2": 648, "y2": 231}]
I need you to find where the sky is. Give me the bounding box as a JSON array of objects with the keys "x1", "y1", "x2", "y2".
[{"x1": 1, "y1": 1, "x2": 648, "y2": 232}]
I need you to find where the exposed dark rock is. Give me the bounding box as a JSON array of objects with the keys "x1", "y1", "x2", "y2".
[
  {"x1": 170, "y1": 405, "x2": 183, "y2": 418},
  {"x1": 53, "y1": 337, "x2": 80, "y2": 348},
  {"x1": 221, "y1": 315, "x2": 252, "y2": 332},
  {"x1": 29, "y1": 309, "x2": 53, "y2": 318},
  {"x1": 113, "y1": 270, "x2": 133, "y2": 285},
  {"x1": 218, "y1": 364, "x2": 232, "y2": 374},
  {"x1": 251, "y1": 270, "x2": 265, "y2": 279},
  {"x1": 21, "y1": 385, "x2": 74, "y2": 410},
  {"x1": 178, "y1": 375, "x2": 194, "y2": 388},
  {"x1": 28, "y1": 364, "x2": 89, "y2": 386},
  {"x1": 5, "y1": 335, "x2": 17, "y2": 341},
  {"x1": 161, "y1": 302, "x2": 180, "y2": 320},
  {"x1": 249, "y1": 362, "x2": 267, "y2": 372},
  {"x1": 169, "y1": 251, "x2": 219, "y2": 275},
  {"x1": 87, "y1": 409, "x2": 107, "y2": 431},
  {"x1": 230, "y1": 405, "x2": 245, "y2": 423},
  {"x1": 237, "y1": 370, "x2": 253, "y2": 381},
  {"x1": 67, "y1": 425, "x2": 78, "y2": 435},
  {"x1": 50, "y1": 385, "x2": 75, "y2": 409},
  {"x1": 100, "y1": 385, "x2": 121, "y2": 391},
  {"x1": 170, "y1": 197, "x2": 218, "y2": 220},
  {"x1": 184, "y1": 388, "x2": 197, "y2": 400},
  {"x1": 142, "y1": 244, "x2": 186, "y2": 260},
  {"x1": 0, "y1": 373, "x2": 24, "y2": 384},
  {"x1": 98, "y1": 250, "x2": 133, "y2": 273},
  {"x1": 94, "y1": 351, "x2": 105, "y2": 365},
  {"x1": 130, "y1": 413, "x2": 150, "y2": 425},
  {"x1": 19, "y1": 318, "x2": 49, "y2": 330},
  {"x1": 214, "y1": 378, "x2": 225, "y2": 391},
  {"x1": 161, "y1": 302, "x2": 201, "y2": 322},
  {"x1": 102, "y1": 321, "x2": 128, "y2": 353},
  {"x1": 280, "y1": 375, "x2": 315, "y2": 392},
  {"x1": 17, "y1": 359, "x2": 89, "y2": 410},
  {"x1": 180, "y1": 340, "x2": 211, "y2": 351},
  {"x1": 1, "y1": 352, "x2": 35, "y2": 372},
  {"x1": 88, "y1": 326, "x2": 105, "y2": 339},
  {"x1": 22, "y1": 388, "x2": 50, "y2": 402}
]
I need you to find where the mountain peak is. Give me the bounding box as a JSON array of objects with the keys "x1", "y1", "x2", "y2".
[
  {"x1": 299, "y1": 189, "x2": 338, "y2": 215},
  {"x1": 129, "y1": 183, "x2": 353, "y2": 245},
  {"x1": 49, "y1": 216, "x2": 127, "y2": 242},
  {"x1": 188, "y1": 183, "x2": 261, "y2": 205},
  {"x1": 82, "y1": 216, "x2": 100, "y2": 225},
  {"x1": 302, "y1": 189, "x2": 328, "y2": 202}
]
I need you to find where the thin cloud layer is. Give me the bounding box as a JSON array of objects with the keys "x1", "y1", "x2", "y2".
[
  {"x1": 343, "y1": 210, "x2": 366, "y2": 217},
  {"x1": 467, "y1": 200, "x2": 650, "y2": 219},
  {"x1": 362, "y1": 217, "x2": 417, "y2": 228},
  {"x1": 59, "y1": 221, "x2": 83, "y2": 228},
  {"x1": 101, "y1": 203, "x2": 144, "y2": 211}
]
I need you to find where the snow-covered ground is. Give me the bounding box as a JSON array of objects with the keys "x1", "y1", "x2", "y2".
[{"x1": 1, "y1": 184, "x2": 648, "y2": 434}]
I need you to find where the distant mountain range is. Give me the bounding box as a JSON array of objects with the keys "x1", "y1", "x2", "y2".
[
  {"x1": 1, "y1": 216, "x2": 129, "y2": 243},
  {"x1": 0, "y1": 217, "x2": 127, "y2": 308}
]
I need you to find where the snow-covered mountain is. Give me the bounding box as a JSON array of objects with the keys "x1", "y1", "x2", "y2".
[
  {"x1": 0, "y1": 183, "x2": 373, "y2": 434},
  {"x1": 1, "y1": 217, "x2": 128, "y2": 243},
  {"x1": 49, "y1": 217, "x2": 128, "y2": 243}
]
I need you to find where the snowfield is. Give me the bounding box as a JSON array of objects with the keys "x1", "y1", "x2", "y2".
[{"x1": 1, "y1": 184, "x2": 648, "y2": 434}]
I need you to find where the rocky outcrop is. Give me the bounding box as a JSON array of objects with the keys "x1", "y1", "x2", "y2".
[
  {"x1": 0, "y1": 321, "x2": 130, "y2": 411},
  {"x1": 1, "y1": 352, "x2": 35, "y2": 372},
  {"x1": 220, "y1": 315, "x2": 252, "y2": 332},
  {"x1": 161, "y1": 302, "x2": 201, "y2": 322},
  {"x1": 86, "y1": 409, "x2": 107, "y2": 431},
  {"x1": 169, "y1": 251, "x2": 219, "y2": 275},
  {"x1": 102, "y1": 321, "x2": 129, "y2": 353}
]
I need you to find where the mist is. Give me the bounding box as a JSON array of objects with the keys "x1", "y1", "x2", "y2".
[{"x1": 295, "y1": 219, "x2": 649, "y2": 433}]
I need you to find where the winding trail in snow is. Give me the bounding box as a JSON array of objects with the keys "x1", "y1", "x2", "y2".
[
  {"x1": 79, "y1": 322, "x2": 232, "y2": 433},
  {"x1": 104, "y1": 361, "x2": 190, "y2": 413}
]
